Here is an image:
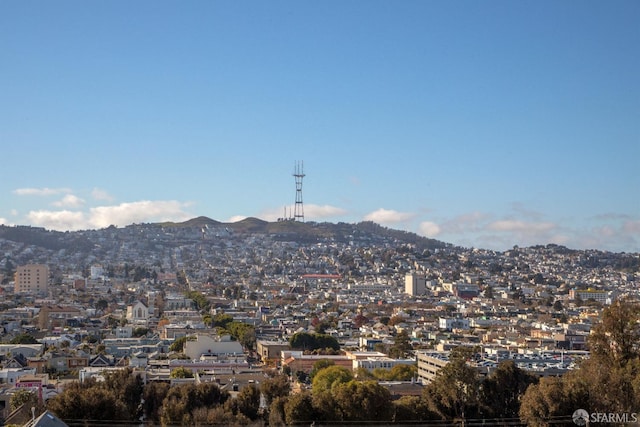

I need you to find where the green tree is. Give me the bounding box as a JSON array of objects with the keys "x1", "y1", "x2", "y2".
[
  {"x1": 10, "y1": 389, "x2": 40, "y2": 412},
  {"x1": 289, "y1": 332, "x2": 339, "y2": 352},
  {"x1": 169, "y1": 335, "x2": 195, "y2": 353},
  {"x1": 10, "y1": 333, "x2": 38, "y2": 344},
  {"x1": 309, "y1": 359, "x2": 335, "y2": 380},
  {"x1": 142, "y1": 381, "x2": 170, "y2": 425},
  {"x1": 423, "y1": 347, "x2": 482, "y2": 423},
  {"x1": 47, "y1": 381, "x2": 129, "y2": 423},
  {"x1": 103, "y1": 368, "x2": 144, "y2": 417},
  {"x1": 393, "y1": 395, "x2": 434, "y2": 422},
  {"x1": 185, "y1": 290, "x2": 210, "y2": 311},
  {"x1": 236, "y1": 384, "x2": 261, "y2": 421},
  {"x1": 481, "y1": 360, "x2": 537, "y2": 420},
  {"x1": 373, "y1": 363, "x2": 416, "y2": 381},
  {"x1": 260, "y1": 374, "x2": 290, "y2": 405},
  {"x1": 212, "y1": 313, "x2": 234, "y2": 329},
  {"x1": 170, "y1": 366, "x2": 194, "y2": 378},
  {"x1": 388, "y1": 329, "x2": 413, "y2": 359},
  {"x1": 519, "y1": 376, "x2": 576, "y2": 427},
  {"x1": 562, "y1": 298, "x2": 640, "y2": 414},
  {"x1": 311, "y1": 365, "x2": 353, "y2": 393},
  {"x1": 160, "y1": 383, "x2": 230, "y2": 426},
  {"x1": 268, "y1": 396, "x2": 288, "y2": 427},
  {"x1": 132, "y1": 327, "x2": 149, "y2": 337},
  {"x1": 284, "y1": 392, "x2": 316, "y2": 425},
  {"x1": 332, "y1": 380, "x2": 394, "y2": 422},
  {"x1": 95, "y1": 299, "x2": 109, "y2": 312},
  {"x1": 588, "y1": 298, "x2": 640, "y2": 368},
  {"x1": 226, "y1": 321, "x2": 257, "y2": 351}
]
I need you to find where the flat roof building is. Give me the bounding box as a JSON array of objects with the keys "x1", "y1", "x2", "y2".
[{"x1": 14, "y1": 264, "x2": 49, "y2": 295}]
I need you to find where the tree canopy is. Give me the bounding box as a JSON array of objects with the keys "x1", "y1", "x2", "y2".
[{"x1": 288, "y1": 332, "x2": 340, "y2": 351}]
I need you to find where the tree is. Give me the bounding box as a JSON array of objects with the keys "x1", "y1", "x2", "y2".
[
  {"x1": 393, "y1": 395, "x2": 433, "y2": 422},
  {"x1": 284, "y1": 392, "x2": 316, "y2": 425},
  {"x1": 185, "y1": 290, "x2": 210, "y2": 311},
  {"x1": 588, "y1": 298, "x2": 640, "y2": 368},
  {"x1": 309, "y1": 359, "x2": 335, "y2": 380},
  {"x1": 236, "y1": 384, "x2": 261, "y2": 420},
  {"x1": 519, "y1": 376, "x2": 575, "y2": 427},
  {"x1": 268, "y1": 396, "x2": 288, "y2": 427},
  {"x1": 552, "y1": 300, "x2": 563, "y2": 311},
  {"x1": 389, "y1": 329, "x2": 413, "y2": 359},
  {"x1": 169, "y1": 335, "x2": 195, "y2": 353},
  {"x1": 132, "y1": 327, "x2": 149, "y2": 337},
  {"x1": 311, "y1": 365, "x2": 353, "y2": 393},
  {"x1": 103, "y1": 368, "x2": 144, "y2": 418},
  {"x1": 160, "y1": 382, "x2": 230, "y2": 426},
  {"x1": 10, "y1": 389, "x2": 39, "y2": 412},
  {"x1": 332, "y1": 380, "x2": 394, "y2": 422},
  {"x1": 226, "y1": 321, "x2": 257, "y2": 351},
  {"x1": 260, "y1": 374, "x2": 290, "y2": 405},
  {"x1": 289, "y1": 332, "x2": 340, "y2": 352},
  {"x1": 423, "y1": 347, "x2": 482, "y2": 423},
  {"x1": 212, "y1": 312, "x2": 232, "y2": 327},
  {"x1": 170, "y1": 366, "x2": 194, "y2": 378},
  {"x1": 95, "y1": 299, "x2": 109, "y2": 312},
  {"x1": 10, "y1": 333, "x2": 38, "y2": 344},
  {"x1": 48, "y1": 381, "x2": 129, "y2": 423},
  {"x1": 142, "y1": 381, "x2": 170, "y2": 425},
  {"x1": 481, "y1": 360, "x2": 537, "y2": 420},
  {"x1": 373, "y1": 363, "x2": 416, "y2": 381},
  {"x1": 563, "y1": 298, "x2": 640, "y2": 414}
]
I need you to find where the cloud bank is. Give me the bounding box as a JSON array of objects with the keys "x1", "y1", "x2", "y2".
[
  {"x1": 14, "y1": 187, "x2": 72, "y2": 196},
  {"x1": 26, "y1": 200, "x2": 193, "y2": 231},
  {"x1": 364, "y1": 208, "x2": 415, "y2": 224}
]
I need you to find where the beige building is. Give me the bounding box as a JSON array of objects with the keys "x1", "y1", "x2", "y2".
[
  {"x1": 14, "y1": 264, "x2": 49, "y2": 294},
  {"x1": 416, "y1": 351, "x2": 450, "y2": 384},
  {"x1": 405, "y1": 273, "x2": 428, "y2": 296}
]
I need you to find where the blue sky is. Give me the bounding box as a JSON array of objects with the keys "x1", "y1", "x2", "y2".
[{"x1": 1, "y1": 1, "x2": 639, "y2": 252}]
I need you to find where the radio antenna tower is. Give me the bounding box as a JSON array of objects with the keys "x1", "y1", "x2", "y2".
[{"x1": 293, "y1": 161, "x2": 305, "y2": 222}]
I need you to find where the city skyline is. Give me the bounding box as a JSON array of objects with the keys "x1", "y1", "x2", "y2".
[{"x1": 1, "y1": 1, "x2": 638, "y2": 253}]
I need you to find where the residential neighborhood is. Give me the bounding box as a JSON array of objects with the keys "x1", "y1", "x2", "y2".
[{"x1": 0, "y1": 220, "x2": 638, "y2": 425}]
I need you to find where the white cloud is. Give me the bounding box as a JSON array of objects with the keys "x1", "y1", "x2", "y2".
[
  {"x1": 13, "y1": 187, "x2": 72, "y2": 196},
  {"x1": 305, "y1": 204, "x2": 348, "y2": 219},
  {"x1": 0, "y1": 218, "x2": 7, "y2": 225},
  {"x1": 418, "y1": 221, "x2": 441, "y2": 237},
  {"x1": 25, "y1": 200, "x2": 193, "y2": 231},
  {"x1": 228, "y1": 215, "x2": 248, "y2": 223},
  {"x1": 364, "y1": 208, "x2": 415, "y2": 224},
  {"x1": 26, "y1": 210, "x2": 86, "y2": 230},
  {"x1": 52, "y1": 194, "x2": 85, "y2": 208},
  {"x1": 91, "y1": 188, "x2": 115, "y2": 202},
  {"x1": 89, "y1": 201, "x2": 192, "y2": 228}
]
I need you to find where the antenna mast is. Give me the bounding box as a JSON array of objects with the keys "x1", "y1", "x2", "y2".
[{"x1": 293, "y1": 161, "x2": 305, "y2": 222}]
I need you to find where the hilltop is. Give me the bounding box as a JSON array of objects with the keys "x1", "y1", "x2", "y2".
[
  {"x1": 0, "y1": 217, "x2": 449, "y2": 267},
  {"x1": 155, "y1": 216, "x2": 449, "y2": 249}
]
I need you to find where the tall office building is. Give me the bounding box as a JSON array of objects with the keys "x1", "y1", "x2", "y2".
[{"x1": 14, "y1": 264, "x2": 49, "y2": 294}]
